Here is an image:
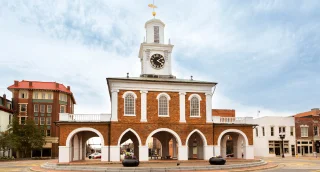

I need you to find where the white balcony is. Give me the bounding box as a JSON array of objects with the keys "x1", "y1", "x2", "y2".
[
  {"x1": 59, "y1": 113, "x2": 111, "y2": 122},
  {"x1": 212, "y1": 116, "x2": 254, "y2": 124}
]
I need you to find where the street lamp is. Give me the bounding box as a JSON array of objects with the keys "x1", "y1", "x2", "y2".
[{"x1": 279, "y1": 132, "x2": 286, "y2": 158}]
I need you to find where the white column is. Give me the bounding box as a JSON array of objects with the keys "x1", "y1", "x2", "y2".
[
  {"x1": 173, "y1": 139, "x2": 177, "y2": 158},
  {"x1": 59, "y1": 146, "x2": 71, "y2": 163},
  {"x1": 205, "y1": 92, "x2": 213, "y2": 123},
  {"x1": 140, "y1": 90, "x2": 148, "y2": 122},
  {"x1": 213, "y1": 145, "x2": 221, "y2": 157},
  {"x1": 101, "y1": 146, "x2": 109, "y2": 161},
  {"x1": 245, "y1": 145, "x2": 254, "y2": 159},
  {"x1": 179, "y1": 92, "x2": 186, "y2": 123},
  {"x1": 139, "y1": 146, "x2": 149, "y2": 161},
  {"x1": 204, "y1": 145, "x2": 214, "y2": 160},
  {"x1": 111, "y1": 89, "x2": 119, "y2": 121},
  {"x1": 109, "y1": 146, "x2": 120, "y2": 161},
  {"x1": 178, "y1": 146, "x2": 188, "y2": 160}
]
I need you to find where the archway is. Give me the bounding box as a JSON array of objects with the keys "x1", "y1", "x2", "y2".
[
  {"x1": 118, "y1": 128, "x2": 141, "y2": 160},
  {"x1": 64, "y1": 127, "x2": 106, "y2": 162},
  {"x1": 146, "y1": 128, "x2": 182, "y2": 160},
  {"x1": 217, "y1": 129, "x2": 251, "y2": 159},
  {"x1": 186, "y1": 129, "x2": 208, "y2": 160}
]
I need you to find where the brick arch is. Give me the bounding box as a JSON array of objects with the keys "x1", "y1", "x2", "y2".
[
  {"x1": 217, "y1": 129, "x2": 249, "y2": 146},
  {"x1": 66, "y1": 127, "x2": 105, "y2": 147},
  {"x1": 185, "y1": 129, "x2": 208, "y2": 146},
  {"x1": 117, "y1": 128, "x2": 142, "y2": 146},
  {"x1": 146, "y1": 128, "x2": 182, "y2": 146}
]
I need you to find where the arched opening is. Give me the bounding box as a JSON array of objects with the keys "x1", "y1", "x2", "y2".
[
  {"x1": 218, "y1": 130, "x2": 248, "y2": 159},
  {"x1": 66, "y1": 128, "x2": 105, "y2": 162},
  {"x1": 118, "y1": 129, "x2": 141, "y2": 161},
  {"x1": 186, "y1": 129, "x2": 207, "y2": 160},
  {"x1": 146, "y1": 128, "x2": 181, "y2": 160}
]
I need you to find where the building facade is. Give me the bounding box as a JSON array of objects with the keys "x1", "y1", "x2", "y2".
[
  {"x1": 294, "y1": 108, "x2": 320, "y2": 156},
  {"x1": 253, "y1": 116, "x2": 296, "y2": 157},
  {"x1": 0, "y1": 94, "x2": 13, "y2": 157},
  {"x1": 57, "y1": 17, "x2": 256, "y2": 163},
  {"x1": 7, "y1": 80, "x2": 76, "y2": 158}
]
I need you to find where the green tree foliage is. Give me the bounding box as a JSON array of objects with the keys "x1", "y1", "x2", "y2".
[
  {"x1": 0, "y1": 131, "x2": 11, "y2": 157},
  {"x1": 7, "y1": 117, "x2": 45, "y2": 158}
]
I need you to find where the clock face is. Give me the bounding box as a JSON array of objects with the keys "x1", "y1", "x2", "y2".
[{"x1": 150, "y1": 54, "x2": 165, "y2": 69}]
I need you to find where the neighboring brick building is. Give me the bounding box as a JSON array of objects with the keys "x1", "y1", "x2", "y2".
[
  {"x1": 57, "y1": 16, "x2": 256, "y2": 163},
  {"x1": 294, "y1": 108, "x2": 320, "y2": 156},
  {"x1": 7, "y1": 80, "x2": 76, "y2": 158}
]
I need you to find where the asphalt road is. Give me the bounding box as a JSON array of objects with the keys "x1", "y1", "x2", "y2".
[
  {"x1": 261, "y1": 157, "x2": 320, "y2": 172},
  {"x1": 0, "y1": 160, "x2": 46, "y2": 172}
]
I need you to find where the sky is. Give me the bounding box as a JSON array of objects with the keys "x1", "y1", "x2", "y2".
[{"x1": 0, "y1": 0, "x2": 319, "y2": 117}]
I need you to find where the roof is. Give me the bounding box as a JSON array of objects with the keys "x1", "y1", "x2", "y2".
[
  {"x1": 7, "y1": 80, "x2": 76, "y2": 103},
  {"x1": 107, "y1": 77, "x2": 217, "y2": 85},
  {"x1": 294, "y1": 109, "x2": 320, "y2": 118}
]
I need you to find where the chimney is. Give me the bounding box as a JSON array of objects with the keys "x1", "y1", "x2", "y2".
[
  {"x1": 14, "y1": 80, "x2": 18, "y2": 86},
  {"x1": 3, "y1": 94, "x2": 7, "y2": 107},
  {"x1": 67, "y1": 86, "x2": 70, "y2": 90},
  {"x1": 29, "y1": 81, "x2": 32, "y2": 87},
  {"x1": 56, "y1": 83, "x2": 59, "y2": 88}
]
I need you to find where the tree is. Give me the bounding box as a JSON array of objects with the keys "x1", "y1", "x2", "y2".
[
  {"x1": 0, "y1": 131, "x2": 10, "y2": 157},
  {"x1": 7, "y1": 117, "x2": 45, "y2": 158}
]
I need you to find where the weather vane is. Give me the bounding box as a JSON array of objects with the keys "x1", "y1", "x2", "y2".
[{"x1": 148, "y1": 0, "x2": 157, "y2": 18}]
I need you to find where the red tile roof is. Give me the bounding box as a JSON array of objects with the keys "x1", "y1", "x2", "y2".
[
  {"x1": 294, "y1": 109, "x2": 320, "y2": 118},
  {"x1": 7, "y1": 80, "x2": 76, "y2": 103}
]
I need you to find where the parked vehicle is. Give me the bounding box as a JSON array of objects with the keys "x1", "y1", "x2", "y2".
[{"x1": 88, "y1": 152, "x2": 101, "y2": 159}]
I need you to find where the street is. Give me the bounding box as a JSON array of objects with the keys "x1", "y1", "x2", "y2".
[
  {"x1": 0, "y1": 160, "x2": 46, "y2": 172},
  {"x1": 261, "y1": 157, "x2": 320, "y2": 172}
]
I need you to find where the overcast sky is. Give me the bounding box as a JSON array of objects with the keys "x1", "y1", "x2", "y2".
[{"x1": 0, "y1": 0, "x2": 319, "y2": 117}]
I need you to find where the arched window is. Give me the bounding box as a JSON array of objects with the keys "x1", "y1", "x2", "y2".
[
  {"x1": 123, "y1": 91, "x2": 137, "y2": 116},
  {"x1": 156, "y1": 93, "x2": 170, "y2": 117},
  {"x1": 190, "y1": 97, "x2": 199, "y2": 116}
]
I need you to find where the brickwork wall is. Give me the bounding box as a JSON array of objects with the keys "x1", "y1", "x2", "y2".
[
  {"x1": 212, "y1": 125, "x2": 254, "y2": 145},
  {"x1": 295, "y1": 116, "x2": 320, "y2": 140},
  {"x1": 212, "y1": 109, "x2": 235, "y2": 117}
]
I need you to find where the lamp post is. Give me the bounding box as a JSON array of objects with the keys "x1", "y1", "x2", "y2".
[{"x1": 279, "y1": 132, "x2": 286, "y2": 158}]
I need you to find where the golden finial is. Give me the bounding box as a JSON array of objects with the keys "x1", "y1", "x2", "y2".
[{"x1": 148, "y1": 0, "x2": 157, "y2": 18}]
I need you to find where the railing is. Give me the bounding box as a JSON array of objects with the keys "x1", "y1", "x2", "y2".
[
  {"x1": 212, "y1": 116, "x2": 254, "y2": 124},
  {"x1": 59, "y1": 113, "x2": 111, "y2": 122}
]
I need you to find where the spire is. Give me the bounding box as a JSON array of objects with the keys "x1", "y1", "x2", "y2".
[{"x1": 148, "y1": 0, "x2": 157, "y2": 18}]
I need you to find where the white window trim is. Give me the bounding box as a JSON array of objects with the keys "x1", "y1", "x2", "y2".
[
  {"x1": 122, "y1": 91, "x2": 137, "y2": 116},
  {"x1": 300, "y1": 125, "x2": 309, "y2": 137},
  {"x1": 156, "y1": 93, "x2": 171, "y2": 117},
  {"x1": 19, "y1": 103, "x2": 27, "y2": 112},
  {"x1": 60, "y1": 105, "x2": 66, "y2": 113},
  {"x1": 34, "y1": 104, "x2": 39, "y2": 112},
  {"x1": 47, "y1": 105, "x2": 52, "y2": 113},
  {"x1": 188, "y1": 94, "x2": 202, "y2": 117}
]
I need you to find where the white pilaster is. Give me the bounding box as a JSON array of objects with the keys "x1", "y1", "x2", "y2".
[
  {"x1": 245, "y1": 145, "x2": 254, "y2": 159},
  {"x1": 205, "y1": 92, "x2": 213, "y2": 123},
  {"x1": 213, "y1": 145, "x2": 221, "y2": 157},
  {"x1": 172, "y1": 139, "x2": 177, "y2": 158},
  {"x1": 178, "y1": 146, "x2": 188, "y2": 160},
  {"x1": 59, "y1": 146, "x2": 70, "y2": 163},
  {"x1": 101, "y1": 146, "x2": 109, "y2": 161},
  {"x1": 111, "y1": 89, "x2": 119, "y2": 121},
  {"x1": 140, "y1": 90, "x2": 148, "y2": 122},
  {"x1": 139, "y1": 146, "x2": 149, "y2": 161},
  {"x1": 109, "y1": 146, "x2": 120, "y2": 161},
  {"x1": 204, "y1": 145, "x2": 214, "y2": 160},
  {"x1": 179, "y1": 92, "x2": 186, "y2": 123}
]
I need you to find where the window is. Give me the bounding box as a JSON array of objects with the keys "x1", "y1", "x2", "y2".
[
  {"x1": 21, "y1": 92, "x2": 27, "y2": 99},
  {"x1": 20, "y1": 117, "x2": 26, "y2": 125},
  {"x1": 46, "y1": 117, "x2": 51, "y2": 125},
  {"x1": 60, "y1": 105, "x2": 66, "y2": 113},
  {"x1": 301, "y1": 127, "x2": 308, "y2": 137},
  {"x1": 34, "y1": 117, "x2": 39, "y2": 125},
  {"x1": 40, "y1": 105, "x2": 45, "y2": 113},
  {"x1": 124, "y1": 94, "x2": 135, "y2": 115},
  {"x1": 20, "y1": 104, "x2": 27, "y2": 112},
  {"x1": 271, "y1": 126, "x2": 274, "y2": 136},
  {"x1": 34, "y1": 93, "x2": 38, "y2": 99},
  {"x1": 46, "y1": 126, "x2": 51, "y2": 136},
  {"x1": 279, "y1": 126, "x2": 286, "y2": 134},
  {"x1": 290, "y1": 126, "x2": 294, "y2": 136},
  {"x1": 42, "y1": 93, "x2": 45, "y2": 99},
  {"x1": 262, "y1": 127, "x2": 265, "y2": 136},
  {"x1": 34, "y1": 104, "x2": 39, "y2": 112},
  {"x1": 40, "y1": 117, "x2": 45, "y2": 125},
  {"x1": 157, "y1": 93, "x2": 170, "y2": 116},
  {"x1": 154, "y1": 26, "x2": 159, "y2": 43},
  {"x1": 48, "y1": 93, "x2": 52, "y2": 99},
  {"x1": 256, "y1": 128, "x2": 258, "y2": 137},
  {"x1": 47, "y1": 105, "x2": 52, "y2": 113},
  {"x1": 314, "y1": 126, "x2": 318, "y2": 136}
]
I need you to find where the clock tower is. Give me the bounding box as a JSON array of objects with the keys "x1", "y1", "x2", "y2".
[{"x1": 138, "y1": 18, "x2": 175, "y2": 78}]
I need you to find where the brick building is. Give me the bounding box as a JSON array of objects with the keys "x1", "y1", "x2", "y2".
[
  {"x1": 294, "y1": 108, "x2": 320, "y2": 156},
  {"x1": 56, "y1": 16, "x2": 256, "y2": 163},
  {"x1": 7, "y1": 80, "x2": 76, "y2": 158}
]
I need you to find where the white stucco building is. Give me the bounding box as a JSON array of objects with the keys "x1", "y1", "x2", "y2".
[
  {"x1": 253, "y1": 116, "x2": 296, "y2": 157},
  {"x1": 0, "y1": 94, "x2": 13, "y2": 157}
]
